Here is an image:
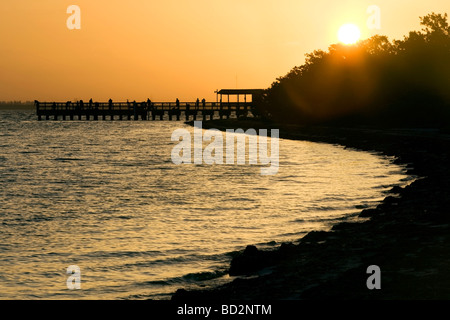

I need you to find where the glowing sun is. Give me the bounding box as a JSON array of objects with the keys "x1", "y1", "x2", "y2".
[{"x1": 338, "y1": 24, "x2": 361, "y2": 45}]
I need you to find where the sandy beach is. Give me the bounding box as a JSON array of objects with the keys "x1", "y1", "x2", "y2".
[{"x1": 173, "y1": 119, "x2": 450, "y2": 300}]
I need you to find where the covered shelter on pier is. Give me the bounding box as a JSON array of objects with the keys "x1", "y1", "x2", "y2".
[{"x1": 214, "y1": 89, "x2": 265, "y2": 104}]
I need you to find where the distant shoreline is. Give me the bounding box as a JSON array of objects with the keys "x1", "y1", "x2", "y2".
[
  {"x1": 0, "y1": 104, "x2": 34, "y2": 110},
  {"x1": 174, "y1": 118, "x2": 450, "y2": 300}
]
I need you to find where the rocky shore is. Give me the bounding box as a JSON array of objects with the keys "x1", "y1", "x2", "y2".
[{"x1": 173, "y1": 119, "x2": 450, "y2": 300}]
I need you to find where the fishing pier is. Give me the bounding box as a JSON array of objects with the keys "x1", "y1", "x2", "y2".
[{"x1": 35, "y1": 89, "x2": 264, "y2": 121}]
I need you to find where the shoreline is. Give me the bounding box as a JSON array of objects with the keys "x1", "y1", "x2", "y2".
[{"x1": 173, "y1": 118, "x2": 450, "y2": 300}]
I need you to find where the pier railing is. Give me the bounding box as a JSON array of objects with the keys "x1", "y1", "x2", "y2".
[{"x1": 35, "y1": 100, "x2": 255, "y2": 121}]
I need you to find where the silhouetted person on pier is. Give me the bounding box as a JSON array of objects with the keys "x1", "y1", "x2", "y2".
[
  {"x1": 202, "y1": 98, "x2": 206, "y2": 108},
  {"x1": 147, "y1": 98, "x2": 153, "y2": 111},
  {"x1": 196, "y1": 98, "x2": 199, "y2": 110},
  {"x1": 89, "y1": 98, "x2": 93, "y2": 109},
  {"x1": 80, "y1": 100, "x2": 84, "y2": 109},
  {"x1": 108, "y1": 99, "x2": 113, "y2": 109},
  {"x1": 176, "y1": 98, "x2": 180, "y2": 108}
]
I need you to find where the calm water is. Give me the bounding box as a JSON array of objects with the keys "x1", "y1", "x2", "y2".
[{"x1": 0, "y1": 110, "x2": 412, "y2": 299}]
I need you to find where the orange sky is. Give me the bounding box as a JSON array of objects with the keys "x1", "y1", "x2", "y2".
[{"x1": 1, "y1": 0, "x2": 449, "y2": 102}]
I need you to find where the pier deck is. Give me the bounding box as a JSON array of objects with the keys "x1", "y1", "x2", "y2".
[{"x1": 35, "y1": 101, "x2": 257, "y2": 121}]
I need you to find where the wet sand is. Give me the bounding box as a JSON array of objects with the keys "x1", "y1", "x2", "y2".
[{"x1": 173, "y1": 119, "x2": 450, "y2": 300}]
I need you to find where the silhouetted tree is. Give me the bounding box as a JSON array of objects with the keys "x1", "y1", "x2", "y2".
[{"x1": 263, "y1": 13, "x2": 450, "y2": 128}]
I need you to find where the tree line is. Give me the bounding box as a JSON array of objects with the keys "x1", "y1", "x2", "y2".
[{"x1": 259, "y1": 13, "x2": 450, "y2": 128}]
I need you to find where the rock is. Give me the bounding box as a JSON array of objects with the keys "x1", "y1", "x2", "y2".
[
  {"x1": 229, "y1": 245, "x2": 265, "y2": 276},
  {"x1": 300, "y1": 231, "x2": 329, "y2": 243},
  {"x1": 359, "y1": 208, "x2": 379, "y2": 218},
  {"x1": 390, "y1": 186, "x2": 404, "y2": 194}
]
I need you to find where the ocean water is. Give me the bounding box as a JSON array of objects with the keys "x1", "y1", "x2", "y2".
[{"x1": 0, "y1": 110, "x2": 412, "y2": 299}]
